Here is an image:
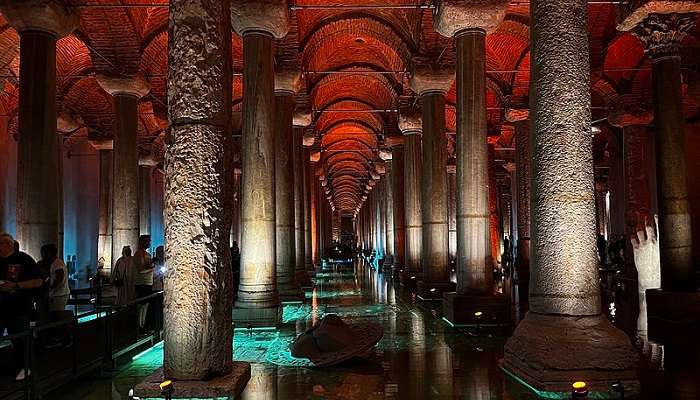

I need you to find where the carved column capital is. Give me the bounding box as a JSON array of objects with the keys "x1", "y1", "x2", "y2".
[
  {"x1": 433, "y1": 0, "x2": 508, "y2": 37},
  {"x1": 409, "y1": 59, "x2": 455, "y2": 96},
  {"x1": 96, "y1": 74, "x2": 151, "y2": 99},
  {"x1": 607, "y1": 100, "x2": 653, "y2": 127},
  {"x1": 230, "y1": 0, "x2": 289, "y2": 38},
  {"x1": 398, "y1": 109, "x2": 423, "y2": 135},
  {"x1": 0, "y1": 0, "x2": 78, "y2": 37},
  {"x1": 632, "y1": 13, "x2": 696, "y2": 60}
]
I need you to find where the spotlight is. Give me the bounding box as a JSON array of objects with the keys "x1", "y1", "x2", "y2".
[
  {"x1": 611, "y1": 381, "x2": 624, "y2": 399},
  {"x1": 474, "y1": 311, "x2": 483, "y2": 334},
  {"x1": 159, "y1": 380, "x2": 174, "y2": 400},
  {"x1": 410, "y1": 275, "x2": 416, "y2": 280},
  {"x1": 572, "y1": 381, "x2": 588, "y2": 398}
]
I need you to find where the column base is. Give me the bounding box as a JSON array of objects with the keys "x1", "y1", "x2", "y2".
[
  {"x1": 646, "y1": 289, "x2": 700, "y2": 344},
  {"x1": 232, "y1": 305, "x2": 281, "y2": 328},
  {"x1": 416, "y1": 281, "x2": 456, "y2": 300},
  {"x1": 442, "y1": 292, "x2": 510, "y2": 326},
  {"x1": 399, "y1": 271, "x2": 422, "y2": 289},
  {"x1": 278, "y1": 286, "x2": 304, "y2": 303},
  {"x1": 500, "y1": 312, "x2": 639, "y2": 395},
  {"x1": 133, "y1": 362, "x2": 251, "y2": 399}
]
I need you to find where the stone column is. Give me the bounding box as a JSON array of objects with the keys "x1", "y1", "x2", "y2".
[
  {"x1": 383, "y1": 156, "x2": 395, "y2": 271},
  {"x1": 0, "y1": 2, "x2": 77, "y2": 259},
  {"x1": 502, "y1": 0, "x2": 638, "y2": 392},
  {"x1": 310, "y1": 163, "x2": 319, "y2": 265},
  {"x1": 96, "y1": 75, "x2": 150, "y2": 269},
  {"x1": 274, "y1": 71, "x2": 302, "y2": 301},
  {"x1": 294, "y1": 114, "x2": 312, "y2": 287},
  {"x1": 447, "y1": 165, "x2": 456, "y2": 263},
  {"x1": 139, "y1": 0, "x2": 249, "y2": 392},
  {"x1": 487, "y1": 143, "x2": 501, "y2": 264},
  {"x1": 398, "y1": 111, "x2": 423, "y2": 287},
  {"x1": 91, "y1": 141, "x2": 114, "y2": 269},
  {"x1": 232, "y1": 168, "x2": 242, "y2": 246},
  {"x1": 410, "y1": 68, "x2": 455, "y2": 299},
  {"x1": 231, "y1": 2, "x2": 289, "y2": 326},
  {"x1": 390, "y1": 142, "x2": 406, "y2": 275},
  {"x1": 378, "y1": 177, "x2": 387, "y2": 260},
  {"x1": 138, "y1": 161, "x2": 155, "y2": 236},
  {"x1": 303, "y1": 149, "x2": 314, "y2": 271}
]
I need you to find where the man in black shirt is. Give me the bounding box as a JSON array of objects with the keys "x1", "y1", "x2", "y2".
[{"x1": 0, "y1": 233, "x2": 42, "y2": 381}]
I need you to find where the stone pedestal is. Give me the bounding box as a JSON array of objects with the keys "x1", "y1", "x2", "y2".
[
  {"x1": 442, "y1": 292, "x2": 509, "y2": 326},
  {"x1": 501, "y1": 313, "x2": 639, "y2": 394},
  {"x1": 134, "y1": 363, "x2": 251, "y2": 399},
  {"x1": 416, "y1": 280, "x2": 455, "y2": 301}
]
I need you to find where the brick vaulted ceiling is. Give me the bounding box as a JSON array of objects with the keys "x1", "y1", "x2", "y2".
[{"x1": 0, "y1": 1, "x2": 699, "y2": 214}]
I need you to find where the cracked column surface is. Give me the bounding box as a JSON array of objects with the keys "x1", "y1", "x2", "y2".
[
  {"x1": 293, "y1": 112, "x2": 313, "y2": 286},
  {"x1": 232, "y1": 1, "x2": 289, "y2": 325},
  {"x1": 0, "y1": 1, "x2": 77, "y2": 259},
  {"x1": 274, "y1": 71, "x2": 302, "y2": 300},
  {"x1": 399, "y1": 111, "x2": 423, "y2": 285},
  {"x1": 96, "y1": 75, "x2": 149, "y2": 272},
  {"x1": 409, "y1": 68, "x2": 454, "y2": 296},
  {"x1": 390, "y1": 142, "x2": 406, "y2": 274},
  {"x1": 502, "y1": 0, "x2": 638, "y2": 392},
  {"x1": 162, "y1": 0, "x2": 234, "y2": 379}
]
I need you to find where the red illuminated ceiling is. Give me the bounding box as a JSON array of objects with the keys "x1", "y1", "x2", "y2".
[{"x1": 0, "y1": 1, "x2": 699, "y2": 214}]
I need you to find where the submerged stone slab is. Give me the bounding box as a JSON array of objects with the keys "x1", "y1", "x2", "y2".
[
  {"x1": 442, "y1": 292, "x2": 509, "y2": 326},
  {"x1": 501, "y1": 312, "x2": 639, "y2": 395},
  {"x1": 133, "y1": 362, "x2": 251, "y2": 399}
]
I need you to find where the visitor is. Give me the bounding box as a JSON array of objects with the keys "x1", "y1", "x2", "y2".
[
  {"x1": 42, "y1": 244, "x2": 70, "y2": 315},
  {"x1": 133, "y1": 235, "x2": 154, "y2": 331},
  {"x1": 152, "y1": 245, "x2": 165, "y2": 291},
  {"x1": 596, "y1": 234, "x2": 607, "y2": 265},
  {"x1": 0, "y1": 233, "x2": 43, "y2": 381},
  {"x1": 112, "y1": 246, "x2": 134, "y2": 306}
]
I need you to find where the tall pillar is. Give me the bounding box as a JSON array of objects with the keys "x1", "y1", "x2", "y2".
[
  {"x1": 383, "y1": 155, "x2": 395, "y2": 271},
  {"x1": 294, "y1": 114, "x2": 312, "y2": 286},
  {"x1": 487, "y1": 143, "x2": 501, "y2": 265},
  {"x1": 274, "y1": 71, "x2": 302, "y2": 301},
  {"x1": 310, "y1": 163, "x2": 319, "y2": 266},
  {"x1": 231, "y1": 2, "x2": 289, "y2": 326},
  {"x1": 96, "y1": 75, "x2": 150, "y2": 269},
  {"x1": 502, "y1": 0, "x2": 638, "y2": 392},
  {"x1": 231, "y1": 168, "x2": 242, "y2": 246},
  {"x1": 409, "y1": 67, "x2": 455, "y2": 299},
  {"x1": 390, "y1": 142, "x2": 406, "y2": 275},
  {"x1": 0, "y1": 2, "x2": 78, "y2": 259},
  {"x1": 378, "y1": 177, "x2": 387, "y2": 260},
  {"x1": 91, "y1": 141, "x2": 113, "y2": 269},
  {"x1": 398, "y1": 111, "x2": 423, "y2": 287},
  {"x1": 303, "y1": 148, "x2": 314, "y2": 270},
  {"x1": 447, "y1": 164, "x2": 456, "y2": 263},
  {"x1": 139, "y1": 161, "x2": 155, "y2": 236},
  {"x1": 136, "y1": 0, "x2": 250, "y2": 393}
]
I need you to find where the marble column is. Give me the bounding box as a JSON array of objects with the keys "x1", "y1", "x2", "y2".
[
  {"x1": 96, "y1": 76, "x2": 150, "y2": 270},
  {"x1": 303, "y1": 149, "x2": 314, "y2": 271},
  {"x1": 502, "y1": 0, "x2": 638, "y2": 392},
  {"x1": 138, "y1": 162, "x2": 154, "y2": 236},
  {"x1": 155, "y1": 0, "x2": 241, "y2": 387},
  {"x1": 447, "y1": 165, "x2": 456, "y2": 263},
  {"x1": 0, "y1": 2, "x2": 77, "y2": 259},
  {"x1": 310, "y1": 163, "x2": 319, "y2": 265},
  {"x1": 383, "y1": 158, "x2": 395, "y2": 271},
  {"x1": 232, "y1": 168, "x2": 242, "y2": 246},
  {"x1": 231, "y1": 2, "x2": 289, "y2": 326},
  {"x1": 630, "y1": 13, "x2": 696, "y2": 291},
  {"x1": 378, "y1": 177, "x2": 387, "y2": 259},
  {"x1": 399, "y1": 112, "x2": 423, "y2": 287},
  {"x1": 92, "y1": 142, "x2": 113, "y2": 269},
  {"x1": 410, "y1": 68, "x2": 455, "y2": 298},
  {"x1": 390, "y1": 142, "x2": 406, "y2": 275},
  {"x1": 293, "y1": 114, "x2": 313, "y2": 287},
  {"x1": 274, "y1": 71, "x2": 302, "y2": 301}
]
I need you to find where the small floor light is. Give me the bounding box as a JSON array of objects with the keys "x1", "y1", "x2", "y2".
[
  {"x1": 572, "y1": 381, "x2": 588, "y2": 399},
  {"x1": 611, "y1": 381, "x2": 624, "y2": 399},
  {"x1": 160, "y1": 380, "x2": 174, "y2": 400},
  {"x1": 474, "y1": 311, "x2": 483, "y2": 334}
]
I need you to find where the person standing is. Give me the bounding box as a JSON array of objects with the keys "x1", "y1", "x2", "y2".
[
  {"x1": 152, "y1": 245, "x2": 165, "y2": 292},
  {"x1": 0, "y1": 233, "x2": 43, "y2": 381},
  {"x1": 133, "y1": 235, "x2": 153, "y2": 331},
  {"x1": 43, "y1": 244, "x2": 70, "y2": 314},
  {"x1": 112, "y1": 246, "x2": 134, "y2": 306}
]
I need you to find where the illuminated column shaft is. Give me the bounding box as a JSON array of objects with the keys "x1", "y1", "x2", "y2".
[
  {"x1": 447, "y1": 166, "x2": 456, "y2": 262},
  {"x1": 304, "y1": 149, "x2": 313, "y2": 269},
  {"x1": 293, "y1": 125, "x2": 311, "y2": 285},
  {"x1": 403, "y1": 126, "x2": 423, "y2": 274},
  {"x1": 96, "y1": 146, "x2": 113, "y2": 268},
  {"x1": 513, "y1": 117, "x2": 531, "y2": 290},
  {"x1": 310, "y1": 165, "x2": 319, "y2": 265},
  {"x1": 391, "y1": 144, "x2": 406, "y2": 272},
  {"x1": 164, "y1": 0, "x2": 233, "y2": 379},
  {"x1": 385, "y1": 162, "x2": 395, "y2": 263},
  {"x1": 139, "y1": 164, "x2": 152, "y2": 235}
]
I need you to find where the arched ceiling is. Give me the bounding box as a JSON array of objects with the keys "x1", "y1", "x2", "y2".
[{"x1": 0, "y1": 1, "x2": 699, "y2": 215}]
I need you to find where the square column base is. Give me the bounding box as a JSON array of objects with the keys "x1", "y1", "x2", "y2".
[
  {"x1": 442, "y1": 292, "x2": 510, "y2": 326},
  {"x1": 647, "y1": 289, "x2": 700, "y2": 344},
  {"x1": 416, "y1": 281, "x2": 456, "y2": 300},
  {"x1": 399, "y1": 271, "x2": 422, "y2": 289},
  {"x1": 133, "y1": 362, "x2": 251, "y2": 399},
  {"x1": 500, "y1": 312, "x2": 639, "y2": 395},
  {"x1": 232, "y1": 305, "x2": 281, "y2": 328}
]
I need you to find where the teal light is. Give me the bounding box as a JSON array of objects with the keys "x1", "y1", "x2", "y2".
[
  {"x1": 500, "y1": 367, "x2": 617, "y2": 399},
  {"x1": 131, "y1": 340, "x2": 164, "y2": 362}
]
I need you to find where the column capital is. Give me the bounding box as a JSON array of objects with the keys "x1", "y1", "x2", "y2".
[
  {"x1": 607, "y1": 100, "x2": 653, "y2": 127},
  {"x1": 409, "y1": 61, "x2": 454, "y2": 96},
  {"x1": 0, "y1": 0, "x2": 78, "y2": 37},
  {"x1": 446, "y1": 164, "x2": 456, "y2": 174},
  {"x1": 139, "y1": 153, "x2": 159, "y2": 167},
  {"x1": 96, "y1": 74, "x2": 150, "y2": 99},
  {"x1": 504, "y1": 108, "x2": 529, "y2": 123},
  {"x1": 231, "y1": 0, "x2": 289, "y2": 39},
  {"x1": 89, "y1": 139, "x2": 114, "y2": 151},
  {"x1": 632, "y1": 12, "x2": 696, "y2": 60},
  {"x1": 433, "y1": 0, "x2": 509, "y2": 37},
  {"x1": 57, "y1": 111, "x2": 82, "y2": 134},
  {"x1": 617, "y1": 1, "x2": 700, "y2": 31},
  {"x1": 378, "y1": 148, "x2": 392, "y2": 161},
  {"x1": 398, "y1": 109, "x2": 423, "y2": 135},
  {"x1": 275, "y1": 69, "x2": 302, "y2": 96},
  {"x1": 302, "y1": 130, "x2": 316, "y2": 146},
  {"x1": 293, "y1": 109, "x2": 312, "y2": 127}
]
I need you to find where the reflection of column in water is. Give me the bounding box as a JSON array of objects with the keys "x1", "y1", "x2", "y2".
[
  {"x1": 310, "y1": 287, "x2": 319, "y2": 326},
  {"x1": 456, "y1": 349, "x2": 501, "y2": 400},
  {"x1": 427, "y1": 337, "x2": 454, "y2": 397},
  {"x1": 384, "y1": 302, "x2": 401, "y2": 399},
  {"x1": 407, "y1": 311, "x2": 426, "y2": 399},
  {"x1": 241, "y1": 363, "x2": 277, "y2": 400}
]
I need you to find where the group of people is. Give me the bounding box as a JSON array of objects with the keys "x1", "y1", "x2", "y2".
[
  {"x1": 0, "y1": 233, "x2": 70, "y2": 381},
  {"x1": 597, "y1": 234, "x2": 626, "y2": 270}
]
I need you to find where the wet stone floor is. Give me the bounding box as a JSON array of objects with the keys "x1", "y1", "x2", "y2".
[{"x1": 50, "y1": 261, "x2": 698, "y2": 400}]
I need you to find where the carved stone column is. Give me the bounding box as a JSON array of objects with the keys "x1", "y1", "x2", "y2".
[
  {"x1": 96, "y1": 75, "x2": 150, "y2": 271},
  {"x1": 91, "y1": 140, "x2": 113, "y2": 269},
  {"x1": 502, "y1": 0, "x2": 638, "y2": 393},
  {"x1": 294, "y1": 113, "x2": 312, "y2": 287},
  {"x1": 231, "y1": 1, "x2": 289, "y2": 326},
  {"x1": 398, "y1": 111, "x2": 423, "y2": 288},
  {"x1": 303, "y1": 147, "x2": 314, "y2": 271},
  {"x1": 274, "y1": 71, "x2": 302, "y2": 301},
  {"x1": 433, "y1": 0, "x2": 508, "y2": 321},
  {"x1": 139, "y1": 159, "x2": 157, "y2": 236},
  {"x1": 0, "y1": 1, "x2": 78, "y2": 258},
  {"x1": 310, "y1": 160, "x2": 319, "y2": 265},
  {"x1": 390, "y1": 140, "x2": 406, "y2": 275},
  {"x1": 410, "y1": 67, "x2": 456, "y2": 299},
  {"x1": 382, "y1": 151, "x2": 395, "y2": 271},
  {"x1": 447, "y1": 164, "x2": 456, "y2": 264}
]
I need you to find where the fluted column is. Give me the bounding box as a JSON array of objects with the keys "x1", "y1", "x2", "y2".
[
  {"x1": 294, "y1": 113, "x2": 312, "y2": 286},
  {"x1": 399, "y1": 111, "x2": 423, "y2": 287},
  {"x1": 96, "y1": 75, "x2": 150, "y2": 271},
  {"x1": 502, "y1": 0, "x2": 637, "y2": 392},
  {"x1": 0, "y1": 2, "x2": 78, "y2": 259},
  {"x1": 410, "y1": 67, "x2": 455, "y2": 298},
  {"x1": 390, "y1": 142, "x2": 406, "y2": 275},
  {"x1": 231, "y1": 3, "x2": 289, "y2": 325}
]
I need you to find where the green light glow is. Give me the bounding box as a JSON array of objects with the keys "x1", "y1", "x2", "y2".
[
  {"x1": 132, "y1": 341, "x2": 164, "y2": 362},
  {"x1": 500, "y1": 366, "x2": 617, "y2": 399}
]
